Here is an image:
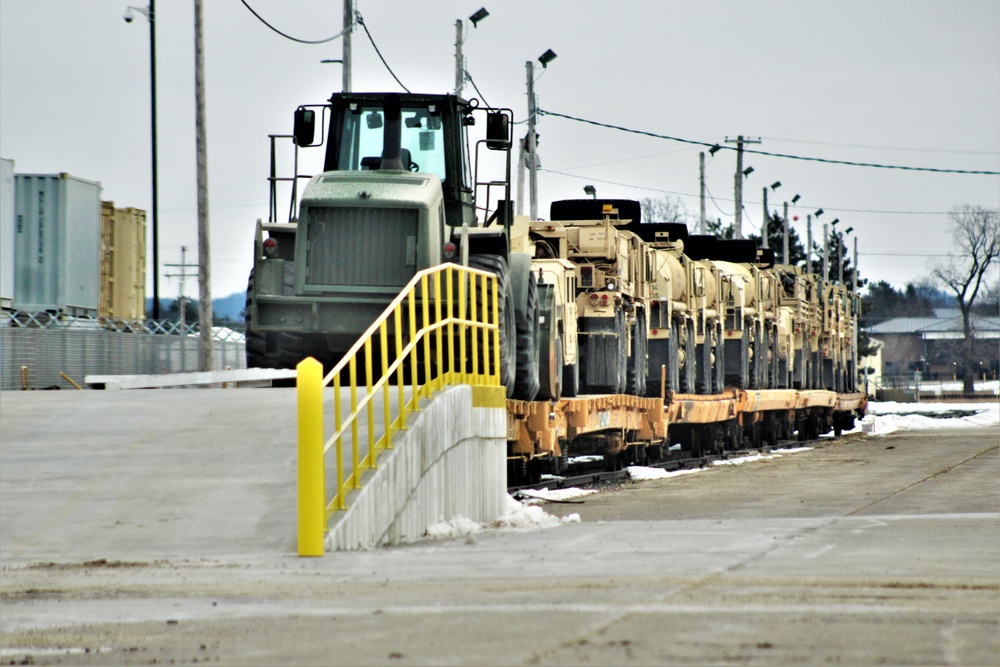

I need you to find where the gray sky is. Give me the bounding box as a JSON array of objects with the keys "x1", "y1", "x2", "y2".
[{"x1": 2, "y1": 0, "x2": 998, "y2": 300}]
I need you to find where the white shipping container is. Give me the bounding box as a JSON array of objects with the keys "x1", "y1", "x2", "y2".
[
  {"x1": 0, "y1": 158, "x2": 13, "y2": 308},
  {"x1": 14, "y1": 173, "x2": 102, "y2": 315}
]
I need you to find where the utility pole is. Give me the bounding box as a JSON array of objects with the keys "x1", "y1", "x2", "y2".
[
  {"x1": 165, "y1": 245, "x2": 197, "y2": 370},
  {"x1": 454, "y1": 19, "x2": 463, "y2": 95},
  {"x1": 526, "y1": 61, "x2": 539, "y2": 221},
  {"x1": 761, "y1": 187, "x2": 769, "y2": 249},
  {"x1": 699, "y1": 152, "x2": 706, "y2": 234},
  {"x1": 782, "y1": 201, "x2": 789, "y2": 265},
  {"x1": 838, "y1": 232, "x2": 845, "y2": 285},
  {"x1": 806, "y1": 215, "x2": 813, "y2": 274},
  {"x1": 822, "y1": 223, "x2": 829, "y2": 282},
  {"x1": 164, "y1": 245, "x2": 198, "y2": 331},
  {"x1": 194, "y1": 0, "x2": 213, "y2": 372},
  {"x1": 516, "y1": 135, "x2": 526, "y2": 217},
  {"x1": 725, "y1": 135, "x2": 760, "y2": 239},
  {"x1": 342, "y1": 0, "x2": 353, "y2": 93}
]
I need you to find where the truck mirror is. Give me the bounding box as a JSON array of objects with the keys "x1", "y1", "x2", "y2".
[
  {"x1": 485, "y1": 112, "x2": 510, "y2": 150},
  {"x1": 293, "y1": 108, "x2": 316, "y2": 146}
]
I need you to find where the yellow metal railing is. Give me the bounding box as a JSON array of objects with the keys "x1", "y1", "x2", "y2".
[{"x1": 297, "y1": 263, "x2": 503, "y2": 556}]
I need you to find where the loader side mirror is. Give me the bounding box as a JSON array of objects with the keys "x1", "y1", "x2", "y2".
[
  {"x1": 293, "y1": 108, "x2": 316, "y2": 146},
  {"x1": 485, "y1": 112, "x2": 510, "y2": 150}
]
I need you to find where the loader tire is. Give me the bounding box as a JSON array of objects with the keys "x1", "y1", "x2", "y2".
[
  {"x1": 510, "y1": 253, "x2": 540, "y2": 401},
  {"x1": 468, "y1": 253, "x2": 516, "y2": 397},
  {"x1": 245, "y1": 264, "x2": 310, "y2": 370}
]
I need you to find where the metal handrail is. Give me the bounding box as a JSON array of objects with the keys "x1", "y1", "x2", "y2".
[{"x1": 297, "y1": 262, "x2": 502, "y2": 556}]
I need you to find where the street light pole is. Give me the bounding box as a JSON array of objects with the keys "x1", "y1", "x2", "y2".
[
  {"x1": 149, "y1": 0, "x2": 159, "y2": 320},
  {"x1": 126, "y1": 3, "x2": 160, "y2": 319}
]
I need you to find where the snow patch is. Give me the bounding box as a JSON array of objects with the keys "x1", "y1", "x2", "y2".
[
  {"x1": 626, "y1": 466, "x2": 701, "y2": 481},
  {"x1": 863, "y1": 401, "x2": 999, "y2": 436}
]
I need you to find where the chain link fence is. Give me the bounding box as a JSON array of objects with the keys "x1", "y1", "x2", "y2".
[{"x1": 1, "y1": 311, "x2": 246, "y2": 390}]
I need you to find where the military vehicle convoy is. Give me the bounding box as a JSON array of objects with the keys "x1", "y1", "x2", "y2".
[{"x1": 244, "y1": 90, "x2": 862, "y2": 477}]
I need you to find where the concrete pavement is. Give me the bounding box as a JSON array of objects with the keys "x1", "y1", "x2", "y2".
[{"x1": 1, "y1": 387, "x2": 997, "y2": 665}]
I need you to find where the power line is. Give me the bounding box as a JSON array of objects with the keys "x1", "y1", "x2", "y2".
[
  {"x1": 354, "y1": 13, "x2": 410, "y2": 93},
  {"x1": 463, "y1": 70, "x2": 491, "y2": 109},
  {"x1": 539, "y1": 167, "x2": 954, "y2": 216},
  {"x1": 239, "y1": 0, "x2": 350, "y2": 44},
  {"x1": 537, "y1": 108, "x2": 1000, "y2": 176}
]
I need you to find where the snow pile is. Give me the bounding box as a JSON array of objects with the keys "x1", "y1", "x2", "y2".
[
  {"x1": 712, "y1": 453, "x2": 780, "y2": 466},
  {"x1": 864, "y1": 401, "x2": 1000, "y2": 436},
  {"x1": 424, "y1": 495, "x2": 579, "y2": 540},
  {"x1": 626, "y1": 466, "x2": 700, "y2": 481},
  {"x1": 425, "y1": 515, "x2": 483, "y2": 540},
  {"x1": 490, "y1": 494, "x2": 581, "y2": 530}
]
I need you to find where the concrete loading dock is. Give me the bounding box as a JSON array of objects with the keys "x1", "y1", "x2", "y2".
[{"x1": 1, "y1": 388, "x2": 997, "y2": 665}]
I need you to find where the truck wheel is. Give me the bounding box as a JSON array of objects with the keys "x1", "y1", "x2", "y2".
[
  {"x1": 562, "y1": 358, "x2": 579, "y2": 398},
  {"x1": 536, "y1": 284, "x2": 562, "y2": 401},
  {"x1": 681, "y1": 318, "x2": 697, "y2": 393},
  {"x1": 510, "y1": 253, "x2": 540, "y2": 401},
  {"x1": 615, "y1": 309, "x2": 628, "y2": 395},
  {"x1": 468, "y1": 253, "x2": 516, "y2": 397},
  {"x1": 626, "y1": 308, "x2": 647, "y2": 396}
]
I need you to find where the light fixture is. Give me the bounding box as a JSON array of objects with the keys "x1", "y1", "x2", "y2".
[
  {"x1": 791, "y1": 194, "x2": 801, "y2": 204},
  {"x1": 770, "y1": 181, "x2": 781, "y2": 190},
  {"x1": 742, "y1": 166, "x2": 754, "y2": 177},
  {"x1": 845, "y1": 226, "x2": 854, "y2": 234},
  {"x1": 583, "y1": 185, "x2": 596, "y2": 198},
  {"x1": 538, "y1": 49, "x2": 557, "y2": 68},
  {"x1": 831, "y1": 218, "x2": 840, "y2": 226},
  {"x1": 708, "y1": 144, "x2": 722, "y2": 155},
  {"x1": 469, "y1": 7, "x2": 489, "y2": 27},
  {"x1": 815, "y1": 208, "x2": 824, "y2": 217}
]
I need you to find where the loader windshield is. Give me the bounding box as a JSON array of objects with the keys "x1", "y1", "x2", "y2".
[{"x1": 336, "y1": 104, "x2": 447, "y2": 180}]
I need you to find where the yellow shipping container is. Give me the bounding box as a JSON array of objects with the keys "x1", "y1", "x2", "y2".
[{"x1": 100, "y1": 202, "x2": 147, "y2": 322}]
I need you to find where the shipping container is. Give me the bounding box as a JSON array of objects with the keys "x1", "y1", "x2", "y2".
[
  {"x1": 100, "y1": 203, "x2": 147, "y2": 321},
  {"x1": 14, "y1": 173, "x2": 102, "y2": 316},
  {"x1": 0, "y1": 158, "x2": 13, "y2": 308}
]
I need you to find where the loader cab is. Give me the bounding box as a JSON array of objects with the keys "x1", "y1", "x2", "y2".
[{"x1": 292, "y1": 92, "x2": 510, "y2": 230}]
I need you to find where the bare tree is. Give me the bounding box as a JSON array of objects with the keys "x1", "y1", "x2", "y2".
[
  {"x1": 640, "y1": 195, "x2": 691, "y2": 224},
  {"x1": 932, "y1": 205, "x2": 1000, "y2": 393}
]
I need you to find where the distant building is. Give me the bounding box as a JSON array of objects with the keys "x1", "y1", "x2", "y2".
[
  {"x1": 858, "y1": 337, "x2": 884, "y2": 397},
  {"x1": 867, "y1": 310, "x2": 1000, "y2": 383}
]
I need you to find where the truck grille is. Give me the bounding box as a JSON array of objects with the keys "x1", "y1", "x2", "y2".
[{"x1": 305, "y1": 207, "x2": 418, "y2": 288}]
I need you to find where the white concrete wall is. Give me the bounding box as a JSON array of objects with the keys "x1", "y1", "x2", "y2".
[{"x1": 326, "y1": 385, "x2": 506, "y2": 551}]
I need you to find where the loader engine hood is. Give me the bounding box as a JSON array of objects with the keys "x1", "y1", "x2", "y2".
[{"x1": 294, "y1": 171, "x2": 445, "y2": 291}]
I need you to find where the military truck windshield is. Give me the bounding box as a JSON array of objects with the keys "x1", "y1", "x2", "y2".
[{"x1": 336, "y1": 105, "x2": 447, "y2": 179}]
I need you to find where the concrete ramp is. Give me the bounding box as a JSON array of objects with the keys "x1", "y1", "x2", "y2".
[
  {"x1": 327, "y1": 385, "x2": 506, "y2": 551},
  {"x1": 0, "y1": 385, "x2": 505, "y2": 563}
]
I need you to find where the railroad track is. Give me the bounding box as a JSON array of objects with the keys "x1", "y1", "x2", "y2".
[{"x1": 509, "y1": 439, "x2": 824, "y2": 495}]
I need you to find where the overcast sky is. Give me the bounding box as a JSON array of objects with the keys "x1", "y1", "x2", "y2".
[{"x1": 2, "y1": 0, "x2": 998, "y2": 300}]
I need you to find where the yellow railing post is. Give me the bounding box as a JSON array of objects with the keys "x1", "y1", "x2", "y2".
[{"x1": 297, "y1": 357, "x2": 325, "y2": 557}]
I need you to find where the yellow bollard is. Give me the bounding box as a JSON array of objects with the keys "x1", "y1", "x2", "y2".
[{"x1": 297, "y1": 357, "x2": 325, "y2": 557}]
